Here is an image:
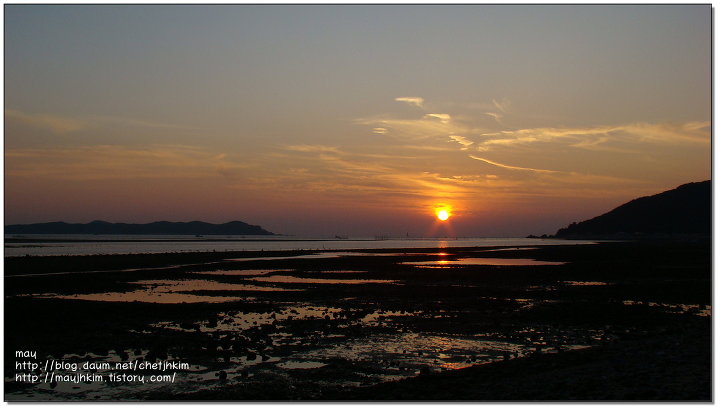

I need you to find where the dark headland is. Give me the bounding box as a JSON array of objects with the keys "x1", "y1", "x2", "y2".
[
  {"x1": 4, "y1": 220, "x2": 274, "y2": 236},
  {"x1": 547, "y1": 180, "x2": 710, "y2": 239}
]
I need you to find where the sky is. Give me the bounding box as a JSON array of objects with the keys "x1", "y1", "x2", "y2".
[{"x1": 4, "y1": 5, "x2": 711, "y2": 237}]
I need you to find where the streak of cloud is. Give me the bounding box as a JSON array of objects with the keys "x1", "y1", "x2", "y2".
[
  {"x1": 424, "y1": 113, "x2": 451, "y2": 123},
  {"x1": 6, "y1": 109, "x2": 85, "y2": 134},
  {"x1": 339, "y1": 98, "x2": 708, "y2": 214},
  {"x1": 283, "y1": 145, "x2": 342, "y2": 154},
  {"x1": 476, "y1": 121, "x2": 710, "y2": 152},
  {"x1": 395, "y1": 97, "x2": 425, "y2": 108},
  {"x1": 395, "y1": 145, "x2": 457, "y2": 152},
  {"x1": 468, "y1": 155, "x2": 558, "y2": 174},
  {"x1": 356, "y1": 117, "x2": 456, "y2": 140},
  {"x1": 484, "y1": 112, "x2": 503, "y2": 123},
  {"x1": 625, "y1": 122, "x2": 710, "y2": 144},
  {"x1": 467, "y1": 155, "x2": 644, "y2": 189},
  {"x1": 90, "y1": 115, "x2": 196, "y2": 130},
  {"x1": 6, "y1": 109, "x2": 198, "y2": 135},
  {"x1": 492, "y1": 98, "x2": 511, "y2": 113},
  {"x1": 6, "y1": 145, "x2": 249, "y2": 180},
  {"x1": 449, "y1": 135, "x2": 473, "y2": 150}
]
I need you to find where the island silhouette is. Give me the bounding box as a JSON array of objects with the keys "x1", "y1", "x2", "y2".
[{"x1": 4, "y1": 220, "x2": 274, "y2": 236}]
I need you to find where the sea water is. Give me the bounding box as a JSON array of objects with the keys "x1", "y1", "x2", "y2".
[{"x1": 4, "y1": 235, "x2": 596, "y2": 257}]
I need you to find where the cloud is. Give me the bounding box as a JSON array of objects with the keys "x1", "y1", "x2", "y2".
[
  {"x1": 395, "y1": 97, "x2": 425, "y2": 108},
  {"x1": 424, "y1": 113, "x2": 451, "y2": 123},
  {"x1": 6, "y1": 145, "x2": 250, "y2": 180},
  {"x1": 6, "y1": 109, "x2": 197, "y2": 136},
  {"x1": 259, "y1": 137, "x2": 488, "y2": 205},
  {"x1": 449, "y1": 135, "x2": 473, "y2": 150},
  {"x1": 395, "y1": 145, "x2": 458, "y2": 152},
  {"x1": 624, "y1": 122, "x2": 710, "y2": 145},
  {"x1": 682, "y1": 121, "x2": 711, "y2": 131},
  {"x1": 484, "y1": 112, "x2": 503, "y2": 123},
  {"x1": 569, "y1": 136, "x2": 636, "y2": 153},
  {"x1": 466, "y1": 155, "x2": 646, "y2": 198},
  {"x1": 348, "y1": 99, "x2": 708, "y2": 209},
  {"x1": 356, "y1": 117, "x2": 456, "y2": 140},
  {"x1": 90, "y1": 115, "x2": 195, "y2": 130},
  {"x1": 6, "y1": 109, "x2": 85, "y2": 134},
  {"x1": 468, "y1": 155, "x2": 558, "y2": 174},
  {"x1": 372, "y1": 127, "x2": 389, "y2": 134},
  {"x1": 476, "y1": 121, "x2": 710, "y2": 152},
  {"x1": 492, "y1": 98, "x2": 511, "y2": 113},
  {"x1": 283, "y1": 145, "x2": 342, "y2": 154},
  {"x1": 243, "y1": 154, "x2": 447, "y2": 205}
]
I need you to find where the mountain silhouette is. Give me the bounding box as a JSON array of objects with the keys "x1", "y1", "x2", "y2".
[
  {"x1": 5, "y1": 220, "x2": 274, "y2": 235},
  {"x1": 555, "y1": 180, "x2": 711, "y2": 238}
]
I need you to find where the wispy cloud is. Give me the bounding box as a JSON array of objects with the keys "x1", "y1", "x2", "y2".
[
  {"x1": 355, "y1": 117, "x2": 456, "y2": 140},
  {"x1": 6, "y1": 145, "x2": 250, "y2": 180},
  {"x1": 89, "y1": 115, "x2": 196, "y2": 130},
  {"x1": 484, "y1": 112, "x2": 503, "y2": 123},
  {"x1": 344, "y1": 97, "x2": 708, "y2": 209},
  {"x1": 396, "y1": 145, "x2": 458, "y2": 152},
  {"x1": 424, "y1": 113, "x2": 451, "y2": 123},
  {"x1": 449, "y1": 135, "x2": 473, "y2": 150},
  {"x1": 395, "y1": 97, "x2": 425, "y2": 108},
  {"x1": 283, "y1": 145, "x2": 342, "y2": 154},
  {"x1": 469, "y1": 155, "x2": 559, "y2": 174},
  {"x1": 492, "y1": 98, "x2": 511, "y2": 113},
  {"x1": 6, "y1": 109, "x2": 85, "y2": 134},
  {"x1": 476, "y1": 122, "x2": 710, "y2": 152},
  {"x1": 6, "y1": 109, "x2": 198, "y2": 136},
  {"x1": 625, "y1": 122, "x2": 710, "y2": 145}
]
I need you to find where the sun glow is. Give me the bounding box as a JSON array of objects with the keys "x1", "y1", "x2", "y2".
[{"x1": 435, "y1": 208, "x2": 450, "y2": 221}]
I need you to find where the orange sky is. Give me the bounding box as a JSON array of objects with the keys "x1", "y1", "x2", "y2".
[{"x1": 4, "y1": 5, "x2": 711, "y2": 237}]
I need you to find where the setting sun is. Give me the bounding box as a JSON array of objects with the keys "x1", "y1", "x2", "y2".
[{"x1": 436, "y1": 209, "x2": 450, "y2": 221}]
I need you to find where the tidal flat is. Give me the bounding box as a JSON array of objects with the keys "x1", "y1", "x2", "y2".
[{"x1": 4, "y1": 241, "x2": 711, "y2": 401}]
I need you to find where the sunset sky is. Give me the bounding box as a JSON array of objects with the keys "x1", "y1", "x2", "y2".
[{"x1": 5, "y1": 5, "x2": 711, "y2": 237}]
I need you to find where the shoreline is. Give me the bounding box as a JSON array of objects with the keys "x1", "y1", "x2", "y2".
[
  {"x1": 4, "y1": 244, "x2": 578, "y2": 276},
  {"x1": 4, "y1": 240, "x2": 711, "y2": 401},
  {"x1": 3, "y1": 237, "x2": 599, "y2": 258}
]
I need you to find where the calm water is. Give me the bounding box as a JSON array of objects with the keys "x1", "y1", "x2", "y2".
[
  {"x1": 401, "y1": 257, "x2": 566, "y2": 267},
  {"x1": 4, "y1": 235, "x2": 596, "y2": 257}
]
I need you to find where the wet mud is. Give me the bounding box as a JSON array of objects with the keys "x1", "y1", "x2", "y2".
[{"x1": 4, "y1": 240, "x2": 711, "y2": 401}]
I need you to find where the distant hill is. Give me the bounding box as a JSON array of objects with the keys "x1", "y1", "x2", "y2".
[
  {"x1": 5, "y1": 220, "x2": 274, "y2": 236},
  {"x1": 555, "y1": 180, "x2": 711, "y2": 239}
]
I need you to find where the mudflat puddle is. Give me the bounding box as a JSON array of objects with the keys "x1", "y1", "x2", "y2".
[
  {"x1": 5, "y1": 297, "x2": 609, "y2": 401},
  {"x1": 194, "y1": 269, "x2": 369, "y2": 277},
  {"x1": 622, "y1": 300, "x2": 711, "y2": 317},
  {"x1": 563, "y1": 281, "x2": 610, "y2": 286},
  {"x1": 21, "y1": 279, "x2": 297, "y2": 304},
  {"x1": 193, "y1": 269, "x2": 279, "y2": 276},
  {"x1": 402, "y1": 258, "x2": 565, "y2": 267},
  {"x1": 276, "y1": 361, "x2": 327, "y2": 369},
  {"x1": 298, "y1": 332, "x2": 527, "y2": 372},
  {"x1": 479, "y1": 247, "x2": 541, "y2": 252},
  {"x1": 247, "y1": 275, "x2": 396, "y2": 285},
  {"x1": 224, "y1": 252, "x2": 408, "y2": 263},
  {"x1": 4, "y1": 332, "x2": 535, "y2": 401}
]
